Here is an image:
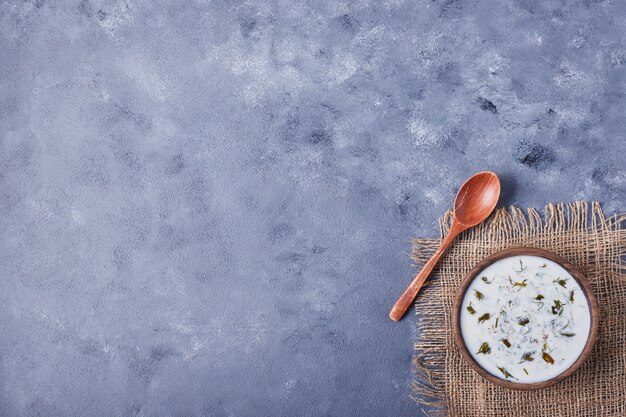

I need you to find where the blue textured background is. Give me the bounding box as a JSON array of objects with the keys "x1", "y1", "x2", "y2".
[{"x1": 1, "y1": 1, "x2": 624, "y2": 416}]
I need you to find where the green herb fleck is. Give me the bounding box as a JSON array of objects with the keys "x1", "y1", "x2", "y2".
[
  {"x1": 502, "y1": 339, "x2": 511, "y2": 348},
  {"x1": 570, "y1": 290, "x2": 575, "y2": 303},
  {"x1": 497, "y1": 366, "x2": 518, "y2": 380},
  {"x1": 523, "y1": 368, "x2": 529, "y2": 375},
  {"x1": 508, "y1": 276, "x2": 528, "y2": 288},
  {"x1": 514, "y1": 259, "x2": 527, "y2": 273},
  {"x1": 476, "y1": 342, "x2": 491, "y2": 354},
  {"x1": 542, "y1": 352, "x2": 555, "y2": 364},
  {"x1": 551, "y1": 300, "x2": 564, "y2": 316},
  {"x1": 481, "y1": 276, "x2": 492, "y2": 284},
  {"x1": 520, "y1": 352, "x2": 534, "y2": 363},
  {"x1": 560, "y1": 332, "x2": 576, "y2": 337},
  {"x1": 474, "y1": 290, "x2": 484, "y2": 300},
  {"x1": 478, "y1": 313, "x2": 491, "y2": 323},
  {"x1": 495, "y1": 317, "x2": 499, "y2": 328},
  {"x1": 466, "y1": 305, "x2": 476, "y2": 315},
  {"x1": 535, "y1": 294, "x2": 545, "y2": 300},
  {"x1": 540, "y1": 263, "x2": 547, "y2": 268},
  {"x1": 518, "y1": 318, "x2": 529, "y2": 326},
  {"x1": 555, "y1": 278, "x2": 568, "y2": 288}
]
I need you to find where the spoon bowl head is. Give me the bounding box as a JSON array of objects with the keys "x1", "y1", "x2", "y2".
[{"x1": 453, "y1": 171, "x2": 501, "y2": 227}]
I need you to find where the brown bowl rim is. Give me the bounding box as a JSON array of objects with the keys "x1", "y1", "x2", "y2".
[{"x1": 452, "y1": 247, "x2": 599, "y2": 390}]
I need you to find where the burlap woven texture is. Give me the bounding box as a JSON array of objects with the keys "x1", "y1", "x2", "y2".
[{"x1": 411, "y1": 202, "x2": 625, "y2": 417}]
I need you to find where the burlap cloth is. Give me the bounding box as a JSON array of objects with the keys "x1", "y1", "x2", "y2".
[{"x1": 411, "y1": 202, "x2": 625, "y2": 417}]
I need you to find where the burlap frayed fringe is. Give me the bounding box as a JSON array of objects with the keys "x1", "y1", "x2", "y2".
[{"x1": 412, "y1": 202, "x2": 625, "y2": 417}]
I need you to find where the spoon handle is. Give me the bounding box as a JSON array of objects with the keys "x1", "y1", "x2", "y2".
[{"x1": 389, "y1": 222, "x2": 465, "y2": 321}]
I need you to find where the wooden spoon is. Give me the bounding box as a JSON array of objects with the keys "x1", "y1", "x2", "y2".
[{"x1": 389, "y1": 171, "x2": 501, "y2": 321}]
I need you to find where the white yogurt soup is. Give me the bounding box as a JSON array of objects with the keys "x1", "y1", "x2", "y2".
[{"x1": 460, "y1": 255, "x2": 591, "y2": 383}]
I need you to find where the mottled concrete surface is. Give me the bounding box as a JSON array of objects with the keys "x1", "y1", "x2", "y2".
[{"x1": 0, "y1": 1, "x2": 624, "y2": 416}]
